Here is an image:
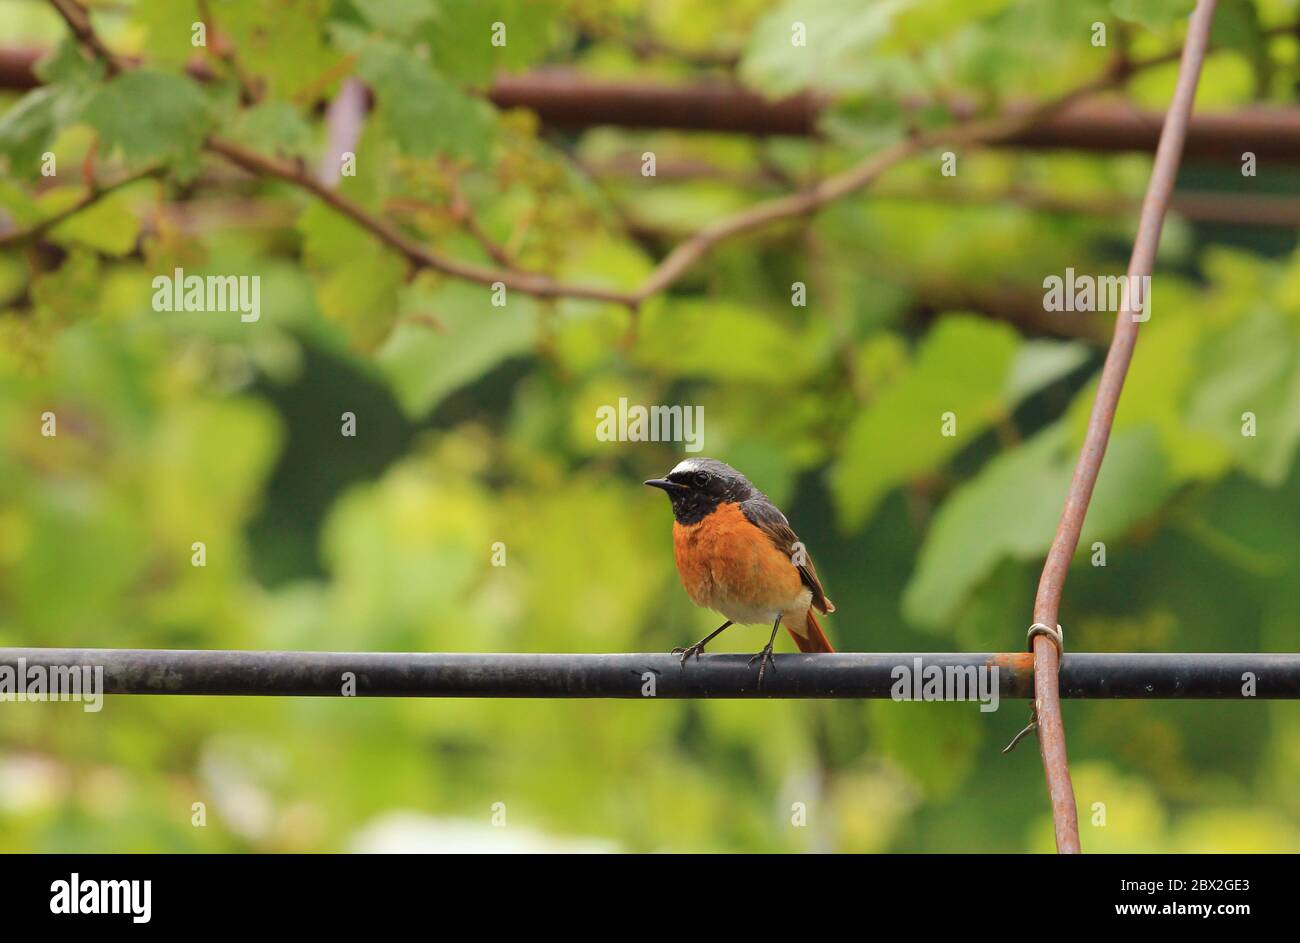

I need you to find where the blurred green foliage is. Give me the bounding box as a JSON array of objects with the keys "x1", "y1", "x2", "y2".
[{"x1": 0, "y1": 0, "x2": 1297, "y2": 852}]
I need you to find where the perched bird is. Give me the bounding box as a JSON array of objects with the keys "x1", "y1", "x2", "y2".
[{"x1": 645, "y1": 458, "x2": 835, "y2": 685}]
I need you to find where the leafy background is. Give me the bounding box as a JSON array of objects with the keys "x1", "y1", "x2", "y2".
[{"x1": 0, "y1": 0, "x2": 1297, "y2": 852}]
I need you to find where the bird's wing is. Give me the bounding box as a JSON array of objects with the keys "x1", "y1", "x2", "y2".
[{"x1": 740, "y1": 497, "x2": 835, "y2": 614}]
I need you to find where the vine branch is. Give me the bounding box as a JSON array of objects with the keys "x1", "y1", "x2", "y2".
[
  {"x1": 48, "y1": 0, "x2": 124, "y2": 75},
  {"x1": 40, "y1": 0, "x2": 1223, "y2": 310},
  {"x1": 0, "y1": 165, "x2": 160, "y2": 248},
  {"x1": 204, "y1": 136, "x2": 630, "y2": 303},
  {"x1": 194, "y1": 0, "x2": 260, "y2": 104},
  {"x1": 1028, "y1": 0, "x2": 1219, "y2": 855}
]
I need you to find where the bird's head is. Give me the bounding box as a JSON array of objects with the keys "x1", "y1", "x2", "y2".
[{"x1": 644, "y1": 458, "x2": 755, "y2": 524}]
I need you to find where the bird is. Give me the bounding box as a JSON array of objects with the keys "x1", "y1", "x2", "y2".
[{"x1": 644, "y1": 458, "x2": 835, "y2": 686}]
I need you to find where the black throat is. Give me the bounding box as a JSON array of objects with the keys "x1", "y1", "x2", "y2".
[{"x1": 668, "y1": 490, "x2": 723, "y2": 525}]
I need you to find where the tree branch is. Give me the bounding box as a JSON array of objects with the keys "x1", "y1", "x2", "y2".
[
  {"x1": 627, "y1": 61, "x2": 1158, "y2": 301},
  {"x1": 0, "y1": 166, "x2": 159, "y2": 248},
  {"x1": 40, "y1": 0, "x2": 641, "y2": 305},
  {"x1": 35, "y1": 0, "x2": 1232, "y2": 312},
  {"x1": 194, "y1": 0, "x2": 261, "y2": 103},
  {"x1": 7, "y1": 41, "x2": 1300, "y2": 159},
  {"x1": 204, "y1": 136, "x2": 639, "y2": 305},
  {"x1": 446, "y1": 171, "x2": 518, "y2": 271},
  {"x1": 47, "y1": 0, "x2": 125, "y2": 75}
]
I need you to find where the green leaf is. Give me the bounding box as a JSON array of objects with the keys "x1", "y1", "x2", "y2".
[
  {"x1": 1208, "y1": 0, "x2": 1268, "y2": 57},
  {"x1": 0, "y1": 87, "x2": 62, "y2": 171},
  {"x1": 614, "y1": 181, "x2": 753, "y2": 235},
  {"x1": 315, "y1": 249, "x2": 406, "y2": 351},
  {"x1": 377, "y1": 281, "x2": 537, "y2": 417},
  {"x1": 228, "y1": 101, "x2": 314, "y2": 160},
  {"x1": 902, "y1": 423, "x2": 1172, "y2": 629},
  {"x1": 298, "y1": 201, "x2": 405, "y2": 350},
  {"x1": 1, "y1": 47, "x2": 104, "y2": 173},
  {"x1": 1186, "y1": 309, "x2": 1300, "y2": 484},
  {"x1": 420, "y1": 0, "x2": 557, "y2": 85},
  {"x1": 34, "y1": 38, "x2": 107, "y2": 86},
  {"x1": 48, "y1": 191, "x2": 142, "y2": 257},
  {"x1": 1005, "y1": 339, "x2": 1091, "y2": 401},
  {"x1": 885, "y1": 0, "x2": 1018, "y2": 49},
  {"x1": 831, "y1": 315, "x2": 1020, "y2": 529},
  {"x1": 1065, "y1": 305, "x2": 1231, "y2": 483},
  {"x1": 1111, "y1": 0, "x2": 1197, "y2": 31},
  {"x1": 83, "y1": 71, "x2": 212, "y2": 172},
  {"x1": 30, "y1": 249, "x2": 104, "y2": 326},
  {"x1": 298, "y1": 198, "x2": 373, "y2": 268},
  {"x1": 354, "y1": 0, "x2": 436, "y2": 34},
  {"x1": 128, "y1": 0, "x2": 207, "y2": 70},
  {"x1": 0, "y1": 43, "x2": 98, "y2": 174},
  {"x1": 170, "y1": 0, "x2": 336, "y2": 101},
  {"x1": 633, "y1": 300, "x2": 812, "y2": 382},
  {"x1": 0, "y1": 179, "x2": 41, "y2": 228},
  {"x1": 741, "y1": 0, "x2": 923, "y2": 98},
  {"x1": 358, "y1": 42, "x2": 493, "y2": 161}
]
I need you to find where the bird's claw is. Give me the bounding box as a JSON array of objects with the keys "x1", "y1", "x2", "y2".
[
  {"x1": 671, "y1": 643, "x2": 707, "y2": 667},
  {"x1": 748, "y1": 644, "x2": 776, "y2": 688}
]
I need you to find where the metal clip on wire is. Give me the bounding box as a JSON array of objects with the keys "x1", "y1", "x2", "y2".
[
  {"x1": 1026, "y1": 622, "x2": 1064, "y2": 659},
  {"x1": 1002, "y1": 623, "x2": 1064, "y2": 754}
]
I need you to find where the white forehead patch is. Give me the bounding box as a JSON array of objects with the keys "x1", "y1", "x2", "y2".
[{"x1": 670, "y1": 459, "x2": 702, "y2": 476}]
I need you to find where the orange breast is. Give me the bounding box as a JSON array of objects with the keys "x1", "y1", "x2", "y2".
[{"x1": 672, "y1": 501, "x2": 807, "y2": 624}]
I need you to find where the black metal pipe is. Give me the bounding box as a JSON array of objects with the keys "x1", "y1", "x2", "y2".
[{"x1": 1, "y1": 649, "x2": 1297, "y2": 699}]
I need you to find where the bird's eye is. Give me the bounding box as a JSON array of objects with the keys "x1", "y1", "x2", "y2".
[{"x1": 693, "y1": 471, "x2": 711, "y2": 488}]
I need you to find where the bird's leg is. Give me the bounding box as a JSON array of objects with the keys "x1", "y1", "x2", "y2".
[
  {"x1": 748, "y1": 615, "x2": 782, "y2": 688},
  {"x1": 672, "y1": 620, "x2": 733, "y2": 665}
]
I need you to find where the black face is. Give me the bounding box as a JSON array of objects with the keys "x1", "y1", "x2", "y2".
[{"x1": 644, "y1": 458, "x2": 755, "y2": 524}]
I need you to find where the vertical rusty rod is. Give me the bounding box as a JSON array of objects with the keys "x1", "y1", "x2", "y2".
[{"x1": 1029, "y1": 0, "x2": 1219, "y2": 854}]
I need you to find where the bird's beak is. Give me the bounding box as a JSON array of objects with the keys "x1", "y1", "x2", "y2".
[{"x1": 644, "y1": 478, "x2": 687, "y2": 492}]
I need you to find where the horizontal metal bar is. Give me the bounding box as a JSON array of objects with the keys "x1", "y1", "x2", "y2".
[{"x1": 1, "y1": 649, "x2": 1297, "y2": 699}]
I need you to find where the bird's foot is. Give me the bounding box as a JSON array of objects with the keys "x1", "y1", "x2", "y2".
[
  {"x1": 748, "y1": 644, "x2": 777, "y2": 688},
  {"x1": 671, "y1": 642, "x2": 708, "y2": 666}
]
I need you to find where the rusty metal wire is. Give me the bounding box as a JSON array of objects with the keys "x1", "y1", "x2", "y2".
[{"x1": 1028, "y1": 0, "x2": 1220, "y2": 854}]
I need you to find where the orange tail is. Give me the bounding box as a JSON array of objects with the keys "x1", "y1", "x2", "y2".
[{"x1": 787, "y1": 609, "x2": 835, "y2": 653}]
